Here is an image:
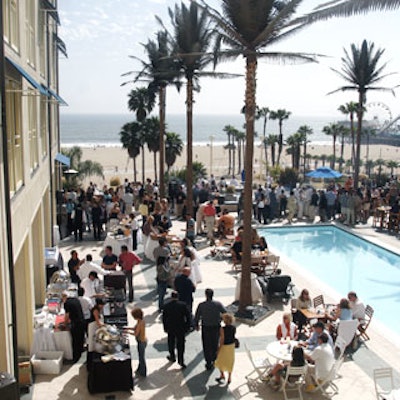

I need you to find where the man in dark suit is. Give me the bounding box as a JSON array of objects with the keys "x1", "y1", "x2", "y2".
[
  {"x1": 174, "y1": 267, "x2": 196, "y2": 325},
  {"x1": 162, "y1": 291, "x2": 191, "y2": 369}
]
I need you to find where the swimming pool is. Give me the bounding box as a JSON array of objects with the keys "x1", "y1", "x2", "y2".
[{"x1": 259, "y1": 225, "x2": 400, "y2": 334}]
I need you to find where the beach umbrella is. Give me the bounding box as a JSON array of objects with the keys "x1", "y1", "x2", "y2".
[{"x1": 306, "y1": 167, "x2": 342, "y2": 179}]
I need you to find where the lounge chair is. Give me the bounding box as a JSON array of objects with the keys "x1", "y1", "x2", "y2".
[{"x1": 265, "y1": 275, "x2": 293, "y2": 303}]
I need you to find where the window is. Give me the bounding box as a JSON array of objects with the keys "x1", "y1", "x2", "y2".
[
  {"x1": 5, "y1": 78, "x2": 24, "y2": 193},
  {"x1": 3, "y1": 0, "x2": 20, "y2": 51},
  {"x1": 38, "y1": 7, "x2": 46, "y2": 77},
  {"x1": 27, "y1": 92, "x2": 39, "y2": 170},
  {"x1": 25, "y1": 0, "x2": 36, "y2": 67},
  {"x1": 40, "y1": 95, "x2": 48, "y2": 157}
]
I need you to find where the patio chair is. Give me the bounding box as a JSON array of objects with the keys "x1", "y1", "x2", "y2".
[
  {"x1": 313, "y1": 295, "x2": 325, "y2": 309},
  {"x1": 281, "y1": 365, "x2": 307, "y2": 400},
  {"x1": 336, "y1": 319, "x2": 359, "y2": 348},
  {"x1": 374, "y1": 368, "x2": 395, "y2": 400},
  {"x1": 265, "y1": 275, "x2": 293, "y2": 303},
  {"x1": 357, "y1": 305, "x2": 374, "y2": 341},
  {"x1": 244, "y1": 343, "x2": 271, "y2": 381},
  {"x1": 309, "y1": 362, "x2": 339, "y2": 399},
  {"x1": 264, "y1": 255, "x2": 280, "y2": 276}
]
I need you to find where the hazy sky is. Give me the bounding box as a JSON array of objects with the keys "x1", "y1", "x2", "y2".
[{"x1": 58, "y1": 0, "x2": 400, "y2": 120}]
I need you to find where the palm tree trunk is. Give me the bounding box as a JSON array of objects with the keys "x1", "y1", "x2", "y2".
[
  {"x1": 227, "y1": 133, "x2": 232, "y2": 175},
  {"x1": 141, "y1": 144, "x2": 145, "y2": 183},
  {"x1": 153, "y1": 151, "x2": 158, "y2": 183},
  {"x1": 340, "y1": 134, "x2": 345, "y2": 172},
  {"x1": 159, "y1": 85, "x2": 166, "y2": 198},
  {"x1": 263, "y1": 117, "x2": 268, "y2": 175},
  {"x1": 277, "y1": 122, "x2": 283, "y2": 165},
  {"x1": 332, "y1": 136, "x2": 336, "y2": 169},
  {"x1": 350, "y1": 113, "x2": 355, "y2": 164},
  {"x1": 354, "y1": 93, "x2": 364, "y2": 189},
  {"x1": 240, "y1": 55, "x2": 257, "y2": 311},
  {"x1": 133, "y1": 157, "x2": 137, "y2": 182},
  {"x1": 232, "y1": 143, "x2": 236, "y2": 176},
  {"x1": 237, "y1": 139, "x2": 242, "y2": 175},
  {"x1": 186, "y1": 77, "x2": 194, "y2": 217}
]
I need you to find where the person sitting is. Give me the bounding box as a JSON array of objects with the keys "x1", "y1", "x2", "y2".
[
  {"x1": 257, "y1": 236, "x2": 268, "y2": 251},
  {"x1": 263, "y1": 345, "x2": 305, "y2": 391},
  {"x1": 327, "y1": 298, "x2": 353, "y2": 322},
  {"x1": 217, "y1": 209, "x2": 235, "y2": 238},
  {"x1": 230, "y1": 231, "x2": 243, "y2": 265},
  {"x1": 292, "y1": 289, "x2": 312, "y2": 333},
  {"x1": 304, "y1": 333, "x2": 335, "y2": 392},
  {"x1": 276, "y1": 313, "x2": 298, "y2": 341},
  {"x1": 347, "y1": 291, "x2": 366, "y2": 323},
  {"x1": 300, "y1": 321, "x2": 334, "y2": 351}
]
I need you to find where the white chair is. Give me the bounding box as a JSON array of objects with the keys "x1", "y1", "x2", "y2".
[
  {"x1": 244, "y1": 343, "x2": 271, "y2": 381},
  {"x1": 309, "y1": 362, "x2": 339, "y2": 399},
  {"x1": 334, "y1": 336, "x2": 347, "y2": 360},
  {"x1": 337, "y1": 319, "x2": 359, "y2": 347},
  {"x1": 281, "y1": 365, "x2": 307, "y2": 400},
  {"x1": 374, "y1": 368, "x2": 395, "y2": 400}
]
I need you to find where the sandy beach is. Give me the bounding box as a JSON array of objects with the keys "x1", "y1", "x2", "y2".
[{"x1": 77, "y1": 143, "x2": 400, "y2": 187}]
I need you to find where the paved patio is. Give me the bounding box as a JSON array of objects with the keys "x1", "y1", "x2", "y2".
[{"x1": 24, "y1": 218, "x2": 400, "y2": 400}]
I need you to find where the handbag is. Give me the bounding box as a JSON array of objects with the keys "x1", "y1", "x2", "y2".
[{"x1": 234, "y1": 338, "x2": 240, "y2": 348}]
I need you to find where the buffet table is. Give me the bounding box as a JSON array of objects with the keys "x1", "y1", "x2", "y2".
[
  {"x1": 31, "y1": 327, "x2": 73, "y2": 361},
  {"x1": 103, "y1": 233, "x2": 132, "y2": 255}
]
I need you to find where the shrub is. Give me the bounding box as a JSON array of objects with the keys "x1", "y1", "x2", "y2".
[{"x1": 110, "y1": 176, "x2": 121, "y2": 187}]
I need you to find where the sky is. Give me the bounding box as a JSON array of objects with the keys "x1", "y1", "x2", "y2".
[{"x1": 58, "y1": 0, "x2": 400, "y2": 120}]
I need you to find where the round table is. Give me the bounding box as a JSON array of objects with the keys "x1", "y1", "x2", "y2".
[
  {"x1": 103, "y1": 233, "x2": 133, "y2": 255},
  {"x1": 266, "y1": 340, "x2": 299, "y2": 362}
]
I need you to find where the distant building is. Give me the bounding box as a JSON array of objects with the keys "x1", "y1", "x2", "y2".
[{"x1": 0, "y1": 0, "x2": 67, "y2": 376}]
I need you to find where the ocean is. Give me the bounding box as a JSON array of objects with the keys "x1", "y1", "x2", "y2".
[{"x1": 60, "y1": 113, "x2": 337, "y2": 147}]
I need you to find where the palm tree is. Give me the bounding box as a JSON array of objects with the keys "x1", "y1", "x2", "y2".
[
  {"x1": 235, "y1": 129, "x2": 246, "y2": 174},
  {"x1": 329, "y1": 40, "x2": 396, "y2": 188},
  {"x1": 338, "y1": 102, "x2": 358, "y2": 163},
  {"x1": 320, "y1": 154, "x2": 327, "y2": 167},
  {"x1": 338, "y1": 125, "x2": 350, "y2": 172},
  {"x1": 365, "y1": 159, "x2": 375, "y2": 177},
  {"x1": 257, "y1": 106, "x2": 270, "y2": 173},
  {"x1": 119, "y1": 122, "x2": 142, "y2": 181},
  {"x1": 266, "y1": 134, "x2": 279, "y2": 167},
  {"x1": 312, "y1": 154, "x2": 319, "y2": 169},
  {"x1": 322, "y1": 123, "x2": 342, "y2": 169},
  {"x1": 270, "y1": 109, "x2": 292, "y2": 165},
  {"x1": 122, "y1": 30, "x2": 181, "y2": 198},
  {"x1": 199, "y1": 0, "x2": 320, "y2": 310},
  {"x1": 143, "y1": 117, "x2": 161, "y2": 182},
  {"x1": 286, "y1": 133, "x2": 302, "y2": 170},
  {"x1": 223, "y1": 125, "x2": 236, "y2": 175},
  {"x1": 165, "y1": 131, "x2": 183, "y2": 174},
  {"x1": 297, "y1": 125, "x2": 313, "y2": 175},
  {"x1": 375, "y1": 158, "x2": 386, "y2": 181},
  {"x1": 127, "y1": 87, "x2": 155, "y2": 123},
  {"x1": 386, "y1": 160, "x2": 399, "y2": 176},
  {"x1": 159, "y1": 2, "x2": 238, "y2": 217}
]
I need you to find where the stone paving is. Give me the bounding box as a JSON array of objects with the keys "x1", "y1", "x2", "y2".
[{"x1": 24, "y1": 218, "x2": 400, "y2": 400}]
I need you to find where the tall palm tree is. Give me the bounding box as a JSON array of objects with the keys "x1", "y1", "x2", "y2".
[
  {"x1": 386, "y1": 160, "x2": 399, "y2": 176},
  {"x1": 159, "y1": 2, "x2": 238, "y2": 217},
  {"x1": 270, "y1": 109, "x2": 292, "y2": 165},
  {"x1": 223, "y1": 125, "x2": 235, "y2": 175},
  {"x1": 257, "y1": 106, "x2": 270, "y2": 173},
  {"x1": 297, "y1": 125, "x2": 313, "y2": 175},
  {"x1": 338, "y1": 125, "x2": 350, "y2": 172},
  {"x1": 235, "y1": 129, "x2": 246, "y2": 174},
  {"x1": 122, "y1": 31, "x2": 182, "y2": 198},
  {"x1": 365, "y1": 159, "x2": 375, "y2": 177},
  {"x1": 165, "y1": 132, "x2": 183, "y2": 174},
  {"x1": 144, "y1": 117, "x2": 161, "y2": 182},
  {"x1": 119, "y1": 122, "x2": 142, "y2": 182},
  {"x1": 199, "y1": 0, "x2": 319, "y2": 309},
  {"x1": 329, "y1": 40, "x2": 396, "y2": 188},
  {"x1": 338, "y1": 101, "x2": 358, "y2": 163},
  {"x1": 266, "y1": 134, "x2": 279, "y2": 167},
  {"x1": 127, "y1": 87, "x2": 155, "y2": 123},
  {"x1": 375, "y1": 158, "x2": 386, "y2": 181},
  {"x1": 320, "y1": 154, "x2": 327, "y2": 167},
  {"x1": 322, "y1": 123, "x2": 341, "y2": 169}
]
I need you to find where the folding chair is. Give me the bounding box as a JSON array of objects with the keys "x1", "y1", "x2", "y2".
[
  {"x1": 244, "y1": 343, "x2": 271, "y2": 381},
  {"x1": 337, "y1": 319, "x2": 359, "y2": 348},
  {"x1": 374, "y1": 368, "x2": 395, "y2": 400},
  {"x1": 310, "y1": 362, "x2": 339, "y2": 399},
  {"x1": 313, "y1": 295, "x2": 325, "y2": 309},
  {"x1": 334, "y1": 336, "x2": 347, "y2": 360},
  {"x1": 281, "y1": 365, "x2": 307, "y2": 400},
  {"x1": 357, "y1": 305, "x2": 374, "y2": 341}
]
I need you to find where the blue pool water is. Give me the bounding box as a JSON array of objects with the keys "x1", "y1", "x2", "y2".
[{"x1": 259, "y1": 225, "x2": 400, "y2": 334}]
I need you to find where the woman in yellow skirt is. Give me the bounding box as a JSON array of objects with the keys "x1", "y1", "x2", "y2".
[{"x1": 215, "y1": 313, "x2": 236, "y2": 384}]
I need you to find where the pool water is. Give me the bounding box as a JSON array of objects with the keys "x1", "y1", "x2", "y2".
[{"x1": 259, "y1": 225, "x2": 400, "y2": 334}]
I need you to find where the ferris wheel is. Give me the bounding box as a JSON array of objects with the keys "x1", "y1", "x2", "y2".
[{"x1": 366, "y1": 102, "x2": 392, "y2": 128}]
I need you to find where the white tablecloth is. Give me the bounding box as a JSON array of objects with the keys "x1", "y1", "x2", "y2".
[
  {"x1": 266, "y1": 340, "x2": 299, "y2": 362},
  {"x1": 31, "y1": 327, "x2": 73, "y2": 360},
  {"x1": 234, "y1": 272, "x2": 262, "y2": 303},
  {"x1": 103, "y1": 233, "x2": 132, "y2": 255},
  {"x1": 144, "y1": 237, "x2": 159, "y2": 261}
]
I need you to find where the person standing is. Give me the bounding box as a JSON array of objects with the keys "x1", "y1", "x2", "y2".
[
  {"x1": 119, "y1": 245, "x2": 142, "y2": 303},
  {"x1": 67, "y1": 250, "x2": 84, "y2": 285},
  {"x1": 174, "y1": 267, "x2": 196, "y2": 323},
  {"x1": 125, "y1": 308, "x2": 147, "y2": 377},
  {"x1": 129, "y1": 212, "x2": 139, "y2": 251},
  {"x1": 101, "y1": 246, "x2": 118, "y2": 270},
  {"x1": 62, "y1": 292, "x2": 85, "y2": 363},
  {"x1": 154, "y1": 237, "x2": 172, "y2": 311},
  {"x1": 194, "y1": 288, "x2": 226, "y2": 370},
  {"x1": 77, "y1": 254, "x2": 109, "y2": 281},
  {"x1": 91, "y1": 201, "x2": 103, "y2": 240},
  {"x1": 185, "y1": 213, "x2": 196, "y2": 247},
  {"x1": 162, "y1": 291, "x2": 191, "y2": 369},
  {"x1": 73, "y1": 202, "x2": 85, "y2": 241},
  {"x1": 214, "y1": 313, "x2": 237, "y2": 385}
]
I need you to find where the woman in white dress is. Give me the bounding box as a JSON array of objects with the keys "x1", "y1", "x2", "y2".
[{"x1": 177, "y1": 245, "x2": 202, "y2": 285}]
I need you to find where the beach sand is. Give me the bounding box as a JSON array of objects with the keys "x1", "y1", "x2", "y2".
[{"x1": 78, "y1": 143, "x2": 400, "y2": 187}]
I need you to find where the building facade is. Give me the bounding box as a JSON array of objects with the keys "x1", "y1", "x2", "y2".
[{"x1": 0, "y1": 0, "x2": 66, "y2": 376}]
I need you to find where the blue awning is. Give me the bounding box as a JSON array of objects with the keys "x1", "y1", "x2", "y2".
[
  {"x1": 55, "y1": 153, "x2": 70, "y2": 167},
  {"x1": 47, "y1": 87, "x2": 68, "y2": 106},
  {"x1": 6, "y1": 57, "x2": 48, "y2": 96}
]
